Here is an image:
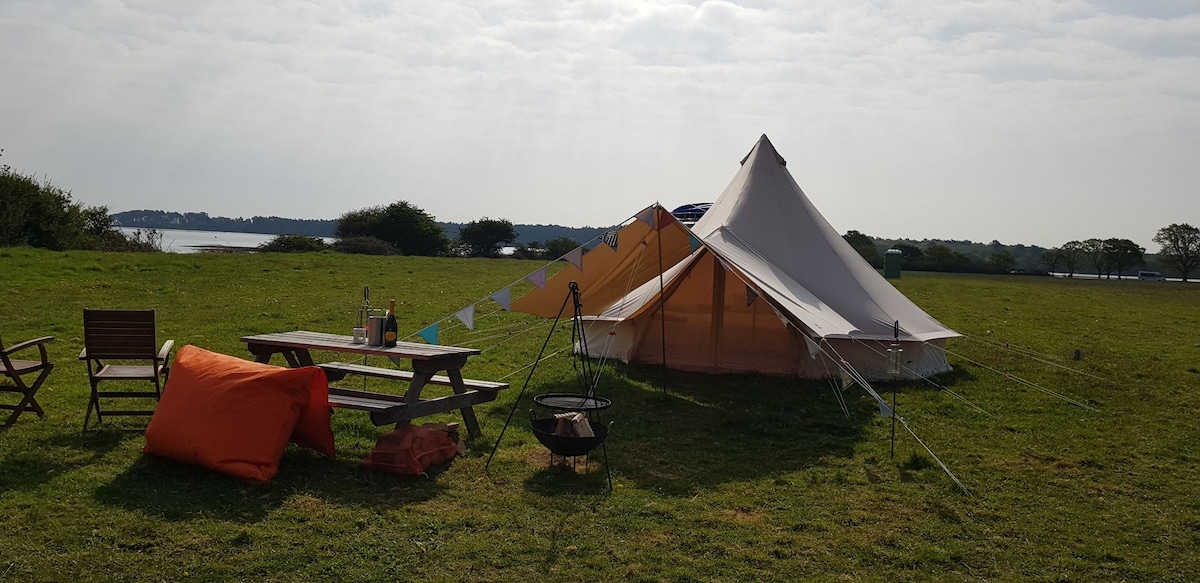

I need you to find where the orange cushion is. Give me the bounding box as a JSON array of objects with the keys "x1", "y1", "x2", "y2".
[
  {"x1": 292, "y1": 373, "x2": 336, "y2": 458},
  {"x1": 144, "y1": 345, "x2": 331, "y2": 484},
  {"x1": 361, "y1": 425, "x2": 458, "y2": 475}
]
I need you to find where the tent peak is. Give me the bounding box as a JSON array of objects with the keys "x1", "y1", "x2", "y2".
[{"x1": 741, "y1": 134, "x2": 786, "y2": 167}]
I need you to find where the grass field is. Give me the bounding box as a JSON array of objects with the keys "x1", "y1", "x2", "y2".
[{"x1": 1, "y1": 247, "x2": 1198, "y2": 582}]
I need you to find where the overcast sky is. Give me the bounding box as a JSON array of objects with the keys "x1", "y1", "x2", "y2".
[{"x1": 3, "y1": 1, "x2": 1198, "y2": 249}]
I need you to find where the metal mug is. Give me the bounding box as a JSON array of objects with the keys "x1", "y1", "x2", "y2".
[{"x1": 367, "y1": 316, "x2": 385, "y2": 346}]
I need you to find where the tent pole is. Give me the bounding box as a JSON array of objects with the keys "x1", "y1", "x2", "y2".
[
  {"x1": 891, "y1": 321, "x2": 899, "y2": 459},
  {"x1": 656, "y1": 205, "x2": 668, "y2": 393}
]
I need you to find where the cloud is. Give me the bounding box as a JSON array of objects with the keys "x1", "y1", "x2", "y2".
[{"x1": 0, "y1": 0, "x2": 1197, "y2": 248}]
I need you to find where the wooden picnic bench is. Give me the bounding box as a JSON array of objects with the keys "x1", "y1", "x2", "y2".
[{"x1": 240, "y1": 331, "x2": 508, "y2": 438}]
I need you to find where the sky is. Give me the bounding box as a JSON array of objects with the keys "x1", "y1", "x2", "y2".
[{"x1": 3, "y1": 1, "x2": 1199, "y2": 250}]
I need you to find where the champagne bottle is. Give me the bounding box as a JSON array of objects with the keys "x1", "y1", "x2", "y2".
[{"x1": 383, "y1": 299, "x2": 398, "y2": 347}]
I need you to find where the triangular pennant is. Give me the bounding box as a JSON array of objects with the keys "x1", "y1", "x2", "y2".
[
  {"x1": 602, "y1": 228, "x2": 619, "y2": 251},
  {"x1": 455, "y1": 305, "x2": 475, "y2": 331},
  {"x1": 526, "y1": 267, "x2": 547, "y2": 290},
  {"x1": 803, "y1": 335, "x2": 823, "y2": 359},
  {"x1": 418, "y1": 323, "x2": 439, "y2": 345},
  {"x1": 634, "y1": 206, "x2": 656, "y2": 229},
  {"x1": 771, "y1": 306, "x2": 790, "y2": 327},
  {"x1": 879, "y1": 401, "x2": 894, "y2": 418},
  {"x1": 688, "y1": 232, "x2": 701, "y2": 253},
  {"x1": 656, "y1": 207, "x2": 678, "y2": 229},
  {"x1": 840, "y1": 367, "x2": 856, "y2": 391},
  {"x1": 564, "y1": 247, "x2": 583, "y2": 271},
  {"x1": 489, "y1": 287, "x2": 511, "y2": 311},
  {"x1": 745, "y1": 285, "x2": 758, "y2": 306},
  {"x1": 717, "y1": 258, "x2": 732, "y2": 272}
]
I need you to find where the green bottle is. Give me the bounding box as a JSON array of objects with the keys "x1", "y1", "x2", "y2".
[{"x1": 383, "y1": 299, "x2": 398, "y2": 347}]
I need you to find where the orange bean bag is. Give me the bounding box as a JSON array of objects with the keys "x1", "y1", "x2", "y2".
[{"x1": 144, "y1": 345, "x2": 334, "y2": 484}]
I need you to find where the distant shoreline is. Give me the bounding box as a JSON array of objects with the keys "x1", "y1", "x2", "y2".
[{"x1": 111, "y1": 210, "x2": 606, "y2": 246}]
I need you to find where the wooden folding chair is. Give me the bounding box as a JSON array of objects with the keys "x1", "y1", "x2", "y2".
[
  {"x1": 1, "y1": 335, "x2": 54, "y2": 428},
  {"x1": 79, "y1": 309, "x2": 174, "y2": 432}
]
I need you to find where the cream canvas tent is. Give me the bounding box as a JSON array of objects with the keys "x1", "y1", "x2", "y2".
[{"x1": 512, "y1": 135, "x2": 958, "y2": 380}]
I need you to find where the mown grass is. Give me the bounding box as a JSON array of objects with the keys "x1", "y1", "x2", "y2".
[{"x1": 1, "y1": 247, "x2": 1198, "y2": 582}]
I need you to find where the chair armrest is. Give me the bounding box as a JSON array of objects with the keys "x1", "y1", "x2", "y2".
[
  {"x1": 157, "y1": 339, "x2": 175, "y2": 361},
  {"x1": 79, "y1": 348, "x2": 89, "y2": 360},
  {"x1": 4, "y1": 336, "x2": 55, "y2": 357}
]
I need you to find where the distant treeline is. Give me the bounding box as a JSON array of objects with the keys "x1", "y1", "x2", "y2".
[
  {"x1": 876, "y1": 237, "x2": 1048, "y2": 271},
  {"x1": 111, "y1": 210, "x2": 606, "y2": 246},
  {"x1": 853, "y1": 233, "x2": 1173, "y2": 277}
]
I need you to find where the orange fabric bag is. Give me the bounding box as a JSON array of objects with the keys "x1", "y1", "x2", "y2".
[
  {"x1": 361, "y1": 425, "x2": 458, "y2": 475},
  {"x1": 144, "y1": 345, "x2": 333, "y2": 484}
]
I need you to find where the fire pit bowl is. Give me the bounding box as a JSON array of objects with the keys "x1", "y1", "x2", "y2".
[{"x1": 530, "y1": 418, "x2": 610, "y2": 457}]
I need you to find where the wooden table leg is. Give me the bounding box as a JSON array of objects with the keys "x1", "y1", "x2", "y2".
[
  {"x1": 446, "y1": 368, "x2": 482, "y2": 439},
  {"x1": 246, "y1": 343, "x2": 276, "y2": 364},
  {"x1": 411, "y1": 355, "x2": 480, "y2": 438},
  {"x1": 292, "y1": 348, "x2": 315, "y2": 367},
  {"x1": 395, "y1": 369, "x2": 432, "y2": 429}
]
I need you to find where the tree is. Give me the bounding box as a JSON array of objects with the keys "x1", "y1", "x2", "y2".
[
  {"x1": 923, "y1": 244, "x2": 976, "y2": 272},
  {"x1": 544, "y1": 237, "x2": 580, "y2": 260},
  {"x1": 335, "y1": 201, "x2": 448, "y2": 256},
  {"x1": 1103, "y1": 238, "x2": 1144, "y2": 279},
  {"x1": 988, "y1": 250, "x2": 1016, "y2": 273},
  {"x1": 891, "y1": 243, "x2": 924, "y2": 262},
  {"x1": 1060, "y1": 240, "x2": 1083, "y2": 277},
  {"x1": 1153, "y1": 223, "x2": 1200, "y2": 281},
  {"x1": 1081, "y1": 238, "x2": 1107, "y2": 278},
  {"x1": 843, "y1": 230, "x2": 881, "y2": 267},
  {"x1": 1040, "y1": 248, "x2": 1062, "y2": 273},
  {"x1": 456, "y1": 217, "x2": 517, "y2": 257}
]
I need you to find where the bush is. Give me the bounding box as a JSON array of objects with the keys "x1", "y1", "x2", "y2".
[
  {"x1": 331, "y1": 236, "x2": 401, "y2": 256},
  {"x1": 91, "y1": 228, "x2": 163, "y2": 252},
  {"x1": 258, "y1": 234, "x2": 329, "y2": 253},
  {"x1": 335, "y1": 201, "x2": 447, "y2": 256},
  {"x1": 0, "y1": 158, "x2": 159, "y2": 251}
]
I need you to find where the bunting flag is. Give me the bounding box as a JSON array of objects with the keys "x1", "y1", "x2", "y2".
[
  {"x1": 489, "y1": 287, "x2": 511, "y2": 311},
  {"x1": 634, "y1": 206, "x2": 657, "y2": 229},
  {"x1": 455, "y1": 305, "x2": 475, "y2": 330},
  {"x1": 879, "y1": 401, "x2": 894, "y2": 418},
  {"x1": 717, "y1": 257, "x2": 732, "y2": 272},
  {"x1": 602, "y1": 228, "x2": 619, "y2": 250},
  {"x1": 745, "y1": 285, "x2": 758, "y2": 306},
  {"x1": 418, "y1": 323, "x2": 439, "y2": 345},
  {"x1": 564, "y1": 247, "x2": 584, "y2": 271},
  {"x1": 803, "y1": 335, "x2": 823, "y2": 359},
  {"x1": 656, "y1": 207, "x2": 678, "y2": 229},
  {"x1": 526, "y1": 267, "x2": 547, "y2": 290},
  {"x1": 688, "y1": 232, "x2": 702, "y2": 253},
  {"x1": 839, "y1": 367, "x2": 856, "y2": 391},
  {"x1": 771, "y1": 306, "x2": 790, "y2": 327}
]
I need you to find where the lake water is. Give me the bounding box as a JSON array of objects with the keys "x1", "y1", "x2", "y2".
[{"x1": 119, "y1": 227, "x2": 333, "y2": 253}]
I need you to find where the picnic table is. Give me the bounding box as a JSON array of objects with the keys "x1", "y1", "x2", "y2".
[{"x1": 240, "y1": 331, "x2": 507, "y2": 438}]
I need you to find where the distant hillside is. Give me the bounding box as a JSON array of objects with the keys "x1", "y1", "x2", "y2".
[
  {"x1": 111, "y1": 210, "x2": 606, "y2": 246},
  {"x1": 113, "y1": 210, "x2": 337, "y2": 237}
]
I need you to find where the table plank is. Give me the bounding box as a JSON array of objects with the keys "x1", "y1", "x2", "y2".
[
  {"x1": 240, "y1": 331, "x2": 480, "y2": 360},
  {"x1": 318, "y1": 362, "x2": 508, "y2": 391}
]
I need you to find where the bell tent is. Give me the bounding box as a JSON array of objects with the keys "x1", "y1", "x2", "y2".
[{"x1": 511, "y1": 135, "x2": 958, "y2": 381}]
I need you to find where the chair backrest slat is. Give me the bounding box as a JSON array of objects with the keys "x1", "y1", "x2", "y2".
[{"x1": 83, "y1": 309, "x2": 158, "y2": 359}]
